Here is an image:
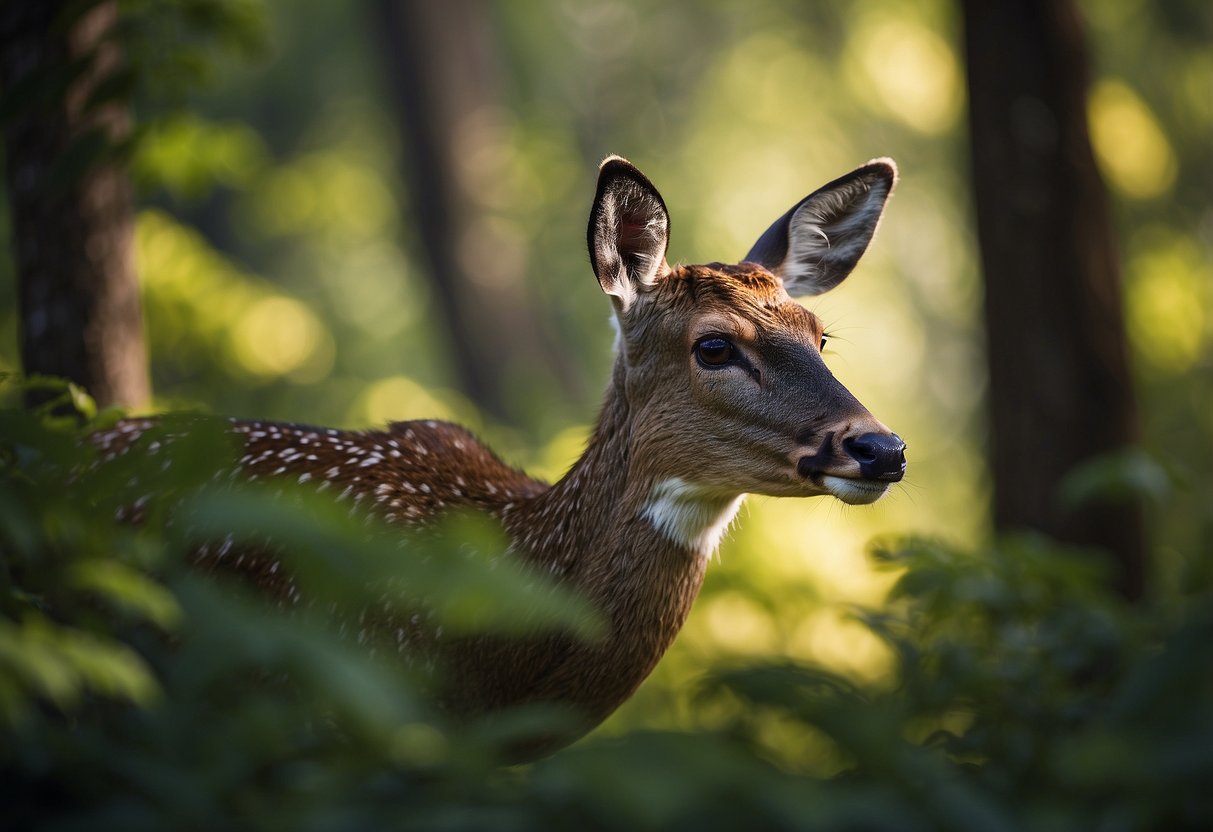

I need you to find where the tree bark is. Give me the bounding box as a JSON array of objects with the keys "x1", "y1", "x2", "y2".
[
  {"x1": 961, "y1": 0, "x2": 1145, "y2": 599},
  {"x1": 367, "y1": 0, "x2": 577, "y2": 423},
  {"x1": 0, "y1": 0, "x2": 149, "y2": 411}
]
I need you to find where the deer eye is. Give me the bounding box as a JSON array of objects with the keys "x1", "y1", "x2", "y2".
[
  {"x1": 695, "y1": 337, "x2": 734, "y2": 367},
  {"x1": 819, "y1": 336, "x2": 828, "y2": 352}
]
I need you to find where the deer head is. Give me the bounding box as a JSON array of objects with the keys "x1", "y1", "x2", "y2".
[{"x1": 588, "y1": 157, "x2": 905, "y2": 517}]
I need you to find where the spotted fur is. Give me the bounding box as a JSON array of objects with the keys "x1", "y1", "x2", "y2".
[{"x1": 95, "y1": 156, "x2": 904, "y2": 760}]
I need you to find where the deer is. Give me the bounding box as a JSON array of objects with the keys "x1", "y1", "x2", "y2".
[{"x1": 92, "y1": 156, "x2": 905, "y2": 760}]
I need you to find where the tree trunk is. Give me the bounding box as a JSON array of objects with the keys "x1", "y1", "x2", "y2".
[
  {"x1": 367, "y1": 0, "x2": 577, "y2": 423},
  {"x1": 0, "y1": 0, "x2": 149, "y2": 411},
  {"x1": 961, "y1": 0, "x2": 1145, "y2": 599}
]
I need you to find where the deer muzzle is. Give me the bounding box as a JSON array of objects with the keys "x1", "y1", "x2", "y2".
[{"x1": 795, "y1": 427, "x2": 906, "y2": 505}]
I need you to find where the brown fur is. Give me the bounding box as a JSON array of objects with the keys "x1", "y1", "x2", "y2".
[{"x1": 93, "y1": 157, "x2": 903, "y2": 760}]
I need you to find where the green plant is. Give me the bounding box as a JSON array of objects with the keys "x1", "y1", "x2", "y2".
[{"x1": 2, "y1": 381, "x2": 1209, "y2": 830}]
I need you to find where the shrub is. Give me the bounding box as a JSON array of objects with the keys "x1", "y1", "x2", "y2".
[{"x1": 2, "y1": 383, "x2": 1209, "y2": 830}]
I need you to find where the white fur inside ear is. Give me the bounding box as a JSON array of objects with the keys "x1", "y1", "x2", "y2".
[
  {"x1": 782, "y1": 172, "x2": 892, "y2": 296},
  {"x1": 609, "y1": 270, "x2": 638, "y2": 313},
  {"x1": 592, "y1": 178, "x2": 668, "y2": 312},
  {"x1": 620, "y1": 217, "x2": 667, "y2": 310},
  {"x1": 642, "y1": 478, "x2": 745, "y2": 555}
]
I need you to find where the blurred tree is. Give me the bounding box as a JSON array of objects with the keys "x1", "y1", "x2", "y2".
[
  {"x1": 961, "y1": 0, "x2": 1144, "y2": 600},
  {"x1": 367, "y1": 0, "x2": 577, "y2": 423},
  {"x1": 0, "y1": 0, "x2": 149, "y2": 409}
]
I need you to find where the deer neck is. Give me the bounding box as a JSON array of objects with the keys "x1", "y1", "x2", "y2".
[
  {"x1": 517, "y1": 358, "x2": 743, "y2": 581},
  {"x1": 499, "y1": 358, "x2": 744, "y2": 720}
]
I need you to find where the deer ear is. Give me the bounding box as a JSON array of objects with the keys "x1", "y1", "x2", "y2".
[
  {"x1": 745, "y1": 158, "x2": 897, "y2": 297},
  {"x1": 588, "y1": 156, "x2": 671, "y2": 312}
]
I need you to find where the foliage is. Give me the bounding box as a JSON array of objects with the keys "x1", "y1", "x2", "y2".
[
  {"x1": 3, "y1": 0, "x2": 1212, "y2": 827},
  {"x1": 120, "y1": 0, "x2": 270, "y2": 107},
  {"x1": 2, "y1": 386, "x2": 1210, "y2": 830}
]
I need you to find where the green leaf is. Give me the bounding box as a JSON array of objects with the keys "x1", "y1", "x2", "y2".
[
  {"x1": 0, "y1": 613, "x2": 161, "y2": 721},
  {"x1": 68, "y1": 559, "x2": 183, "y2": 631},
  {"x1": 176, "y1": 487, "x2": 605, "y2": 641},
  {"x1": 1058, "y1": 446, "x2": 1172, "y2": 508}
]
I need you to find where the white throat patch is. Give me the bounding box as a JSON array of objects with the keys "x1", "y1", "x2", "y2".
[{"x1": 642, "y1": 478, "x2": 745, "y2": 555}]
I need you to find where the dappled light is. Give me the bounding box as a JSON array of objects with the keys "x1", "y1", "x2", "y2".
[
  {"x1": 136, "y1": 210, "x2": 336, "y2": 389},
  {"x1": 2, "y1": 0, "x2": 1211, "y2": 827},
  {"x1": 1125, "y1": 228, "x2": 1210, "y2": 371},
  {"x1": 845, "y1": 13, "x2": 964, "y2": 134},
  {"x1": 1088, "y1": 79, "x2": 1178, "y2": 199},
  {"x1": 248, "y1": 151, "x2": 397, "y2": 239},
  {"x1": 132, "y1": 114, "x2": 267, "y2": 199},
  {"x1": 702, "y1": 591, "x2": 780, "y2": 655},
  {"x1": 351, "y1": 374, "x2": 472, "y2": 429},
  {"x1": 321, "y1": 243, "x2": 421, "y2": 335},
  {"x1": 229, "y1": 295, "x2": 333, "y2": 380}
]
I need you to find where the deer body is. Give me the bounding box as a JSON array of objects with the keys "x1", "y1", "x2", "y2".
[
  {"x1": 212, "y1": 364, "x2": 715, "y2": 732},
  {"x1": 98, "y1": 157, "x2": 906, "y2": 757}
]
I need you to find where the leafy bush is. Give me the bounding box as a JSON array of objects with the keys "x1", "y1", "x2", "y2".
[{"x1": 2, "y1": 384, "x2": 1210, "y2": 830}]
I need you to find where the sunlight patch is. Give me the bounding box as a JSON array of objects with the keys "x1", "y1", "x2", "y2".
[{"x1": 1088, "y1": 79, "x2": 1177, "y2": 199}]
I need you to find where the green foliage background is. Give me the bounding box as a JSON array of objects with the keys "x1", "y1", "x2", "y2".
[
  {"x1": 2, "y1": 385, "x2": 1210, "y2": 829},
  {"x1": 1, "y1": 0, "x2": 1211, "y2": 827}
]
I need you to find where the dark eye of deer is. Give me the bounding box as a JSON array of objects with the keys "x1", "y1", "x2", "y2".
[
  {"x1": 695, "y1": 337, "x2": 734, "y2": 367},
  {"x1": 819, "y1": 336, "x2": 828, "y2": 352}
]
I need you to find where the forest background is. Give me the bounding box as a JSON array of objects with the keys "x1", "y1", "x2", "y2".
[{"x1": 1, "y1": 1, "x2": 1210, "y2": 829}]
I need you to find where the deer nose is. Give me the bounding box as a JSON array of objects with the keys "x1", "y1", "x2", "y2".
[{"x1": 842, "y1": 433, "x2": 906, "y2": 481}]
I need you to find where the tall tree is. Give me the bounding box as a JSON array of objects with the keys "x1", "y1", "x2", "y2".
[
  {"x1": 367, "y1": 0, "x2": 577, "y2": 423},
  {"x1": 961, "y1": 0, "x2": 1145, "y2": 599},
  {"x1": 0, "y1": 0, "x2": 149, "y2": 410}
]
